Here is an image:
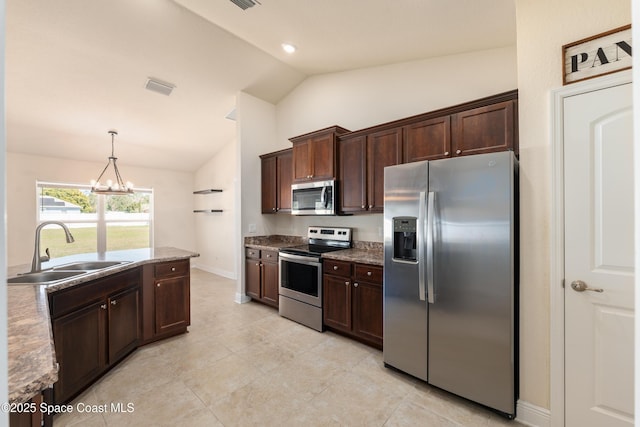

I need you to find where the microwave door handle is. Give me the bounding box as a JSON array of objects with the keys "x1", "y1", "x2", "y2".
[{"x1": 321, "y1": 186, "x2": 327, "y2": 207}]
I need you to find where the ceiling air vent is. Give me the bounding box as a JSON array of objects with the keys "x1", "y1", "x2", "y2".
[
  {"x1": 145, "y1": 78, "x2": 175, "y2": 96},
  {"x1": 229, "y1": 0, "x2": 260, "y2": 10}
]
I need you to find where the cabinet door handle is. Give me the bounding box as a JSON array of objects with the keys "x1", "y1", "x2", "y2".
[
  {"x1": 444, "y1": 151, "x2": 450, "y2": 156},
  {"x1": 354, "y1": 283, "x2": 359, "y2": 288},
  {"x1": 111, "y1": 300, "x2": 117, "y2": 306},
  {"x1": 368, "y1": 205, "x2": 373, "y2": 209},
  {"x1": 367, "y1": 271, "x2": 372, "y2": 276},
  {"x1": 157, "y1": 283, "x2": 161, "y2": 287},
  {"x1": 333, "y1": 265, "x2": 338, "y2": 271},
  {"x1": 456, "y1": 149, "x2": 462, "y2": 155},
  {"x1": 345, "y1": 281, "x2": 349, "y2": 286},
  {"x1": 361, "y1": 205, "x2": 365, "y2": 209},
  {"x1": 100, "y1": 304, "x2": 107, "y2": 310},
  {"x1": 171, "y1": 267, "x2": 176, "y2": 272}
]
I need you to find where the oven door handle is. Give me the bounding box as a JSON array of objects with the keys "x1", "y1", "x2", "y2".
[{"x1": 279, "y1": 252, "x2": 322, "y2": 266}]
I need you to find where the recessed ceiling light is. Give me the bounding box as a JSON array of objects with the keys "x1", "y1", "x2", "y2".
[{"x1": 281, "y1": 43, "x2": 296, "y2": 54}]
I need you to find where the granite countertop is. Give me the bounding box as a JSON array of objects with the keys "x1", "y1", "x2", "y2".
[
  {"x1": 322, "y1": 241, "x2": 383, "y2": 266},
  {"x1": 8, "y1": 285, "x2": 58, "y2": 404},
  {"x1": 244, "y1": 235, "x2": 306, "y2": 252},
  {"x1": 321, "y1": 247, "x2": 383, "y2": 266},
  {"x1": 7, "y1": 246, "x2": 199, "y2": 404},
  {"x1": 245, "y1": 235, "x2": 383, "y2": 266}
]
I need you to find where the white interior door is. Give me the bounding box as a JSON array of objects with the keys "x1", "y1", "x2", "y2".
[{"x1": 564, "y1": 82, "x2": 634, "y2": 427}]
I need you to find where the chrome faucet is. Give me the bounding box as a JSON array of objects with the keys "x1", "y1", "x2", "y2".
[{"x1": 31, "y1": 221, "x2": 75, "y2": 273}]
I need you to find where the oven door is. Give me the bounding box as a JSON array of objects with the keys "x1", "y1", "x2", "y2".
[{"x1": 279, "y1": 252, "x2": 323, "y2": 307}]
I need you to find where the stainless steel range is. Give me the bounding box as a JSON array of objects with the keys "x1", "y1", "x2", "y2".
[{"x1": 279, "y1": 226, "x2": 352, "y2": 331}]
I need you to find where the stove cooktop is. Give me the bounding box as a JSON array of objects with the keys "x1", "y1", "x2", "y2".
[
  {"x1": 279, "y1": 243, "x2": 348, "y2": 257},
  {"x1": 279, "y1": 226, "x2": 352, "y2": 257}
]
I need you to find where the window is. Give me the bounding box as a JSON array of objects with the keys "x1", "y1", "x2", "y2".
[{"x1": 37, "y1": 182, "x2": 153, "y2": 258}]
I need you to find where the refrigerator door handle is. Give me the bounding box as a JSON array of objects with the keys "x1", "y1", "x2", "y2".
[
  {"x1": 418, "y1": 191, "x2": 427, "y2": 301},
  {"x1": 426, "y1": 191, "x2": 436, "y2": 304}
]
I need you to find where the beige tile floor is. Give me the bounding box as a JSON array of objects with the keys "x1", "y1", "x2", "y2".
[{"x1": 53, "y1": 268, "x2": 524, "y2": 426}]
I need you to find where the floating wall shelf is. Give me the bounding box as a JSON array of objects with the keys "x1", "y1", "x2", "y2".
[
  {"x1": 193, "y1": 189, "x2": 223, "y2": 194},
  {"x1": 193, "y1": 188, "x2": 223, "y2": 213}
]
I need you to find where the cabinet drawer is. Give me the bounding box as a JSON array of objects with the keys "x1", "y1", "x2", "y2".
[
  {"x1": 324, "y1": 259, "x2": 351, "y2": 278},
  {"x1": 154, "y1": 259, "x2": 189, "y2": 278},
  {"x1": 49, "y1": 269, "x2": 140, "y2": 319},
  {"x1": 245, "y1": 248, "x2": 260, "y2": 259},
  {"x1": 354, "y1": 264, "x2": 383, "y2": 285},
  {"x1": 262, "y1": 250, "x2": 279, "y2": 262}
]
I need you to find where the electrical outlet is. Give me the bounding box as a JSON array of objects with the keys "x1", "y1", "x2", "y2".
[
  {"x1": 378, "y1": 227, "x2": 383, "y2": 237},
  {"x1": 248, "y1": 223, "x2": 256, "y2": 233}
]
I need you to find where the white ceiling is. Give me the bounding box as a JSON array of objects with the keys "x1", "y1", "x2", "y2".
[{"x1": 6, "y1": 0, "x2": 516, "y2": 173}]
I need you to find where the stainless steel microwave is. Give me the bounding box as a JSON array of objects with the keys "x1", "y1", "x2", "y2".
[{"x1": 291, "y1": 180, "x2": 336, "y2": 215}]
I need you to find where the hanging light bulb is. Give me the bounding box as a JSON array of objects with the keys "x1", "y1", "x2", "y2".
[{"x1": 91, "y1": 130, "x2": 134, "y2": 195}]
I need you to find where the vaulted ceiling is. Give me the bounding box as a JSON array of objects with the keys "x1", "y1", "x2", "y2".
[{"x1": 6, "y1": 0, "x2": 516, "y2": 172}]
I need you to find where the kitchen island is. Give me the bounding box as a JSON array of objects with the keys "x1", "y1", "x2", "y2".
[{"x1": 7, "y1": 247, "x2": 198, "y2": 421}]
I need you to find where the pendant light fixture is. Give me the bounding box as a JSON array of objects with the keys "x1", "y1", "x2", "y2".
[{"x1": 90, "y1": 130, "x2": 134, "y2": 195}]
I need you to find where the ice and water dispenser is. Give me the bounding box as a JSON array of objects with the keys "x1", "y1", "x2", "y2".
[{"x1": 392, "y1": 217, "x2": 417, "y2": 262}]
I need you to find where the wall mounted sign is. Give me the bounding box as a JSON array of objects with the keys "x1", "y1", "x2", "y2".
[{"x1": 563, "y1": 24, "x2": 631, "y2": 85}]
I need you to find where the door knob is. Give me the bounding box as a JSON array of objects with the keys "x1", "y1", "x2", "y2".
[{"x1": 570, "y1": 280, "x2": 603, "y2": 293}]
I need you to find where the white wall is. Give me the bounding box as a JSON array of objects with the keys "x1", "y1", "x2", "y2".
[
  {"x1": 235, "y1": 92, "x2": 277, "y2": 302},
  {"x1": 514, "y1": 0, "x2": 631, "y2": 414},
  {"x1": 6, "y1": 152, "x2": 196, "y2": 267},
  {"x1": 193, "y1": 141, "x2": 236, "y2": 278},
  {"x1": 277, "y1": 46, "x2": 518, "y2": 146}
]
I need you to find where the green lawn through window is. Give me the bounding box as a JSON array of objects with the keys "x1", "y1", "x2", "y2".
[{"x1": 40, "y1": 226, "x2": 150, "y2": 258}]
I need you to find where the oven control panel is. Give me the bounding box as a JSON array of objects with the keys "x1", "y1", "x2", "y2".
[{"x1": 307, "y1": 226, "x2": 351, "y2": 242}]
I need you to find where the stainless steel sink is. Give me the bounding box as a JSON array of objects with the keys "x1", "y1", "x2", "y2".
[
  {"x1": 52, "y1": 260, "x2": 129, "y2": 271},
  {"x1": 7, "y1": 270, "x2": 87, "y2": 285},
  {"x1": 8, "y1": 260, "x2": 132, "y2": 285}
]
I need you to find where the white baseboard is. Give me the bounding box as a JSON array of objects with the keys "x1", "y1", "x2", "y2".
[
  {"x1": 234, "y1": 292, "x2": 251, "y2": 304},
  {"x1": 191, "y1": 263, "x2": 236, "y2": 280},
  {"x1": 516, "y1": 400, "x2": 551, "y2": 427}
]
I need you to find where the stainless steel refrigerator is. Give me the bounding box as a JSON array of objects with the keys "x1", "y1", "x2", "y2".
[{"x1": 383, "y1": 151, "x2": 518, "y2": 418}]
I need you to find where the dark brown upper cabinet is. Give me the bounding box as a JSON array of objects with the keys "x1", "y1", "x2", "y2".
[
  {"x1": 451, "y1": 100, "x2": 515, "y2": 157},
  {"x1": 403, "y1": 116, "x2": 452, "y2": 162},
  {"x1": 289, "y1": 126, "x2": 350, "y2": 183},
  {"x1": 260, "y1": 148, "x2": 292, "y2": 214}
]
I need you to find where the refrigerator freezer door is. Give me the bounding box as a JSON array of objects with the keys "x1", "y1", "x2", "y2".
[
  {"x1": 383, "y1": 161, "x2": 429, "y2": 381},
  {"x1": 427, "y1": 151, "x2": 517, "y2": 416}
]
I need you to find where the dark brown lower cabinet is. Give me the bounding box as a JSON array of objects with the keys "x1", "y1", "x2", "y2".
[
  {"x1": 49, "y1": 269, "x2": 140, "y2": 405},
  {"x1": 154, "y1": 275, "x2": 190, "y2": 336},
  {"x1": 323, "y1": 260, "x2": 383, "y2": 348},
  {"x1": 52, "y1": 301, "x2": 105, "y2": 404},
  {"x1": 108, "y1": 287, "x2": 140, "y2": 363},
  {"x1": 245, "y1": 247, "x2": 279, "y2": 308},
  {"x1": 141, "y1": 259, "x2": 191, "y2": 343},
  {"x1": 9, "y1": 393, "x2": 43, "y2": 427}
]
